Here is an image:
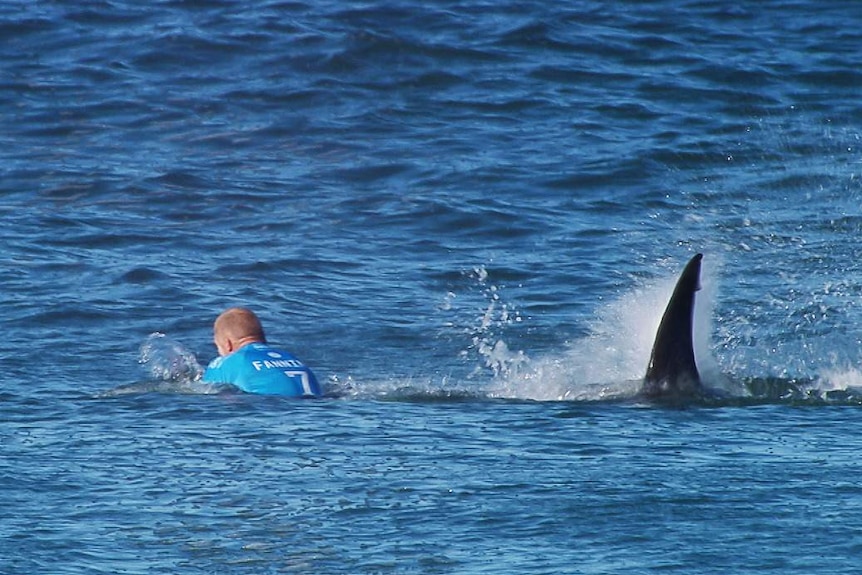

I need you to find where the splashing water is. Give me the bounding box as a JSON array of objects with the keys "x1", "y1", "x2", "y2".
[
  {"x1": 99, "y1": 333, "x2": 219, "y2": 397},
  {"x1": 461, "y1": 265, "x2": 528, "y2": 377},
  {"x1": 482, "y1": 255, "x2": 738, "y2": 401},
  {"x1": 139, "y1": 332, "x2": 205, "y2": 383},
  {"x1": 814, "y1": 367, "x2": 862, "y2": 396},
  {"x1": 334, "y1": 265, "x2": 530, "y2": 401}
]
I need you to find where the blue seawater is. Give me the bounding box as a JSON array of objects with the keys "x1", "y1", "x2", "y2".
[{"x1": 3, "y1": 1, "x2": 862, "y2": 573}]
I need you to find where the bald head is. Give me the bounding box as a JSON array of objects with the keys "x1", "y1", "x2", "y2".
[{"x1": 213, "y1": 307, "x2": 266, "y2": 356}]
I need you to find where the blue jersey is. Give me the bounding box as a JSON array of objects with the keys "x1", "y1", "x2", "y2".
[{"x1": 203, "y1": 343, "x2": 322, "y2": 397}]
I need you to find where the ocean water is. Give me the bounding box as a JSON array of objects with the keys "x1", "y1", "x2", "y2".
[{"x1": 4, "y1": 0, "x2": 862, "y2": 573}]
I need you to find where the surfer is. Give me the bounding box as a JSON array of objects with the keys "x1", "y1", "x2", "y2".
[{"x1": 202, "y1": 307, "x2": 323, "y2": 397}]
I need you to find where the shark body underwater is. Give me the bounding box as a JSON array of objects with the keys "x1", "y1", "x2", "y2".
[{"x1": 640, "y1": 253, "x2": 708, "y2": 402}]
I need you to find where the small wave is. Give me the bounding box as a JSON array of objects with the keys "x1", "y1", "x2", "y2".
[
  {"x1": 98, "y1": 379, "x2": 225, "y2": 398},
  {"x1": 326, "y1": 374, "x2": 483, "y2": 403},
  {"x1": 117, "y1": 266, "x2": 170, "y2": 284}
]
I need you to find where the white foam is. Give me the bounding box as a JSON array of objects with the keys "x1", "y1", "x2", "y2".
[{"x1": 814, "y1": 366, "x2": 862, "y2": 393}]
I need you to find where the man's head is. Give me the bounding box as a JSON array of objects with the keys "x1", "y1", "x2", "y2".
[{"x1": 213, "y1": 307, "x2": 266, "y2": 356}]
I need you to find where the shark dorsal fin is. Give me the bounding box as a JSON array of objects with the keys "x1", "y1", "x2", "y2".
[{"x1": 642, "y1": 253, "x2": 703, "y2": 399}]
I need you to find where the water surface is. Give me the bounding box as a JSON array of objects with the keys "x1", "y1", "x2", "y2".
[{"x1": 3, "y1": 1, "x2": 862, "y2": 573}]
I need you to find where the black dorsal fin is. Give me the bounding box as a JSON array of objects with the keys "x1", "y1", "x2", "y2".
[{"x1": 642, "y1": 253, "x2": 703, "y2": 399}]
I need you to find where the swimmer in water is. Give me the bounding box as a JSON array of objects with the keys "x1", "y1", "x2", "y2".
[{"x1": 202, "y1": 307, "x2": 322, "y2": 397}]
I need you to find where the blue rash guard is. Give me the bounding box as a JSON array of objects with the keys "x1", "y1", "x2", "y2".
[{"x1": 203, "y1": 343, "x2": 322, "y2": 397}]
